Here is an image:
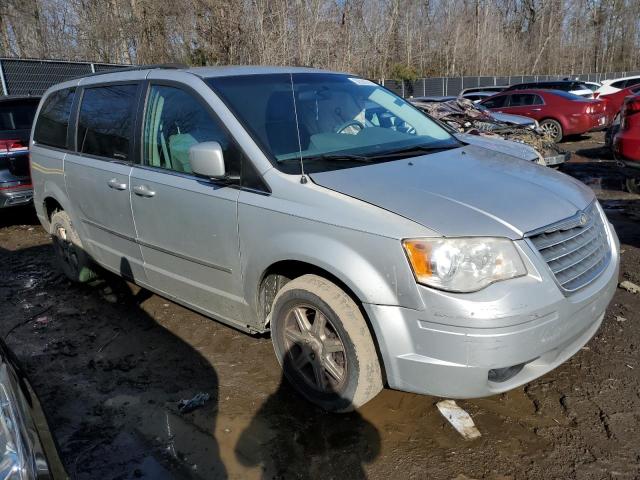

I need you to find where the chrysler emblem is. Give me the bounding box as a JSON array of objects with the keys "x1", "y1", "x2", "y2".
[{"x1": 579, "y1": 213, "x2": 589, "y2": 225}]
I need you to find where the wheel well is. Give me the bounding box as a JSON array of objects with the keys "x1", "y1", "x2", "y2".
[
  {"x1": 258, "y1": 260, "x2": 388, "y2": 383},
  {"x1": 258, "y1": 261, "x2": 359, "y2": 322},
  {"x1": 44, "y1": 197, "x2": 63, "y2": 220}
]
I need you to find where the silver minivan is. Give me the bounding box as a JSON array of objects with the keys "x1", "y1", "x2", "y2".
[{"x1": 30, "y1": 66, "x2": 619, "y2": 412}]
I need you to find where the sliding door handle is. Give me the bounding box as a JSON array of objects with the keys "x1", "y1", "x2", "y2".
[
  {"x1": 108, "y1": 178, "x2": 127, "y2": 190},
  {"x1": 133, "y1": 184, "x2": 156, "y2": 198}
]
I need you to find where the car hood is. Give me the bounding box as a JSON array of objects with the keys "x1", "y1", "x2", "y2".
[{"x1": 309, "y1": 144, "x2": 594, "y2": 239}]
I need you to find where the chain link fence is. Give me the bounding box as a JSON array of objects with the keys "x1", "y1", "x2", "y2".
[
  {"x1": 1, "y1": 57, "x2": 639, "y2": 99},
  {"x1": 382, "y1": 72, "x2": 640, "y2": 98},
  {"x1": 0, "y1": 58, "x2": 129, "y2": 96}
]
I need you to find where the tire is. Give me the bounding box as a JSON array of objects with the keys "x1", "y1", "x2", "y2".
[
  {"x1": 626, "y1": 177, "x2": 640, "y2": 195},
  {"x1": 50, "y1": 210, "x2": 97, "y2": 283},
  {"x1": 270, "y1": 274, "x2": 383, "y2": 412},
  {"x1": 540, "y1": 119, "x2": 563, "y2": 143}
]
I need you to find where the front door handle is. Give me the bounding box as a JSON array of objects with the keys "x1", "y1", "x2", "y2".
[
  {"x1": 108, "y1": 178, "x2": 127, "y2": 190},
  {"x1": 531, "y1": 108, "x2": 542, "y2": 111},
  {"x1": 133, "y1": 184, "x2": 156, "y2": 198}
]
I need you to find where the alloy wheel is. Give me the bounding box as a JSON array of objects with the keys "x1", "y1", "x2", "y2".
[
  {"x1": 541, "y1": 122, "x2": 560, "y2": 140},
  {"x1": 282, "y1": 304, "x2": 348, "y2": 393}
]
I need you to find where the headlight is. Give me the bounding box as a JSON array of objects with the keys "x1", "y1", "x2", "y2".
[
  {"x1": 402, "y1": 237, "x2": 527, "y2": 292},
  {"x1": 0, "y1": 363, "x2": 32, "y2": 480}
]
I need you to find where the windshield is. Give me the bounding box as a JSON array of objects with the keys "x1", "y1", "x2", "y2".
[{"x1": 207, "y1": 73, "x2": 458, "y2": 174}]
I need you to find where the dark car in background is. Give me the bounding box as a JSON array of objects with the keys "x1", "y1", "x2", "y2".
[
  {"x1": 0, "y1": 96, "x2": 40, "y2": 208},
  {"x1": 480, "y1": 89, "x2": 607, "y2": 142},
  {"x1": 505, "y1": 81, "x2": 594, "y2": 98}
]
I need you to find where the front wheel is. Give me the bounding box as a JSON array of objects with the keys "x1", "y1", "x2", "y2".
[
  {"x1": 270, "y1": 274, "x2": 383, "y2": 412},
  {"x1": 540, "y1": 119, "x2": 563, "y2": 143}
]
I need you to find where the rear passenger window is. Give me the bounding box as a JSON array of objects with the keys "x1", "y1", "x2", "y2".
[
  {"x1": 482, "y1": 95, "x2": 507, "y2": 108},
  {"x1": 509, "y1": 94, "x2": 543, "y2": 106},
  {"x1": 625, "y1": 78, "x2": 640, "y2": 88},
  {"x1": 33, "y1": 89, "x2": 75, "y2": 149},
  {"x1": 77, "y1": 85, "x2": 137, "y2": 160},
  {"x1": 611, "y1": 80, "x2": 627, "y2": 89},
  {"x1": 142, "y1": 85, "x2": 240, "y2": 177}
]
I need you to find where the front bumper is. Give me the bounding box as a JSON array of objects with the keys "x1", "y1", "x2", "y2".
[{"x1": 365, "y1": 222, "x2": 620, "y2": 399}]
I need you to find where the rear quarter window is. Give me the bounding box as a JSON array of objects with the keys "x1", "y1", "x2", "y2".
[
  {"x1": 77, "y1": 84, "x2": 138, "y2": 160},
  {"x1": 33, "y1": 89, "x2": 75, "y2": 148}
]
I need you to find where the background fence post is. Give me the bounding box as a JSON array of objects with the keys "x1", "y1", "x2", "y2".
[
  {"x1": 90, "y1": 63, "x2": 96, "y2": 73},
  {"x1": 0, "y1": 60, "x2": 8, "y2": 96}
]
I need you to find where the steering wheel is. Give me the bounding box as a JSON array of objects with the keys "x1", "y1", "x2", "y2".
[{"x1": 336, "y1": 120, "x2": 365, "y2": 134}]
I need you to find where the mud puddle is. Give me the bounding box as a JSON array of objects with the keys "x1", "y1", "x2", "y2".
[{"x1": 1, "y1": 148, "x2": 640, "y2": 479}]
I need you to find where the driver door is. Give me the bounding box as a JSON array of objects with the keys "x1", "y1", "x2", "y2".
[{"x1": 129, "y1": 83, "x2": 245, "y2": 325}]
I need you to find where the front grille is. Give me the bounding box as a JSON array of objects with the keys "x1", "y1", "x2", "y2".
[{"x1": 529, "y1": 202, "x2": 610, "y2": 293}]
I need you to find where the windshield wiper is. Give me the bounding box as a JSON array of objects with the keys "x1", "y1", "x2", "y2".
[
  {"x1": 366, "y1": 143, "x2": 459, "y2": 160},
  {"x1": 298, "y1": 153, "x2": 374, "y2": 163}
]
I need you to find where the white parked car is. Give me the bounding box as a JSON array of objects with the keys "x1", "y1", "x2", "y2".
[{"x1": 596, "y1": 76, "x2": 640, "y2": 96}]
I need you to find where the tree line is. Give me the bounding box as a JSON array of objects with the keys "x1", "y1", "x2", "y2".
[{"x1": 1, "y1": 0, "x2": 639, "y2": 81}]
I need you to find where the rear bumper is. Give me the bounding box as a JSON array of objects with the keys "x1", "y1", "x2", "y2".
[
  {"x1": 365, "y1": 224, "x2": 620, "y2": 399},
  {"x1": 0, "y1": 184, "x2": 33, "y2": 208}
]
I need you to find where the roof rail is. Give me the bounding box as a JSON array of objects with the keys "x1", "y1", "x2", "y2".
[{"x1": 76, "y1": 63, "x2": 189, "y2": 80}]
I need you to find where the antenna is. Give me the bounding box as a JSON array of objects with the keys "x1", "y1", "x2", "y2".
[{"x1": 289, "y1": 74, "x2": 307, "y2": 184}]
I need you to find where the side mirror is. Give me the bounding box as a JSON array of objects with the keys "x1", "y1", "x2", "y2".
[{"x1": 189, "y1": 141, "x2": 226, "y2": 178}]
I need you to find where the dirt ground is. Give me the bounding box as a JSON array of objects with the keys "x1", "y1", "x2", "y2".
[{"x1": 1, "y1": 132, "x2": 639, "y2": 480}]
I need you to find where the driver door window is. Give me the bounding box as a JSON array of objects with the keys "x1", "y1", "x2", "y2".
[{"x1": 143, "y1": 85, "x2": 240, "y2": 176}]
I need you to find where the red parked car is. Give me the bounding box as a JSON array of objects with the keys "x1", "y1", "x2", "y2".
[
  {"x1": 598, "y1": 84, "x2": 640, "y2": 122},
  {"x1": 480, "y1": 89, "x2": 608, "y2": 143},
  {"x1": 613, "y1": 94, "x2": 640, "y2": 193}
]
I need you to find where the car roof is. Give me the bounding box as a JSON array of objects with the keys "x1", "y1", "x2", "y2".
[
  {"x1": 602, "y1": 75, "x2": 640, "y2": 85},
  {"x1": 40, "y1": 64, "x2": 353, "y2": 97}
]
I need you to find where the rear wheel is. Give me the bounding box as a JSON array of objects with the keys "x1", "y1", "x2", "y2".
[
  {"x1": 270, "y1": 274, "x2": 383, "y2": 412},
  {"x1": 626, "y1": 177, "x2": 640, "y2": 195},
  {"x1": 50, "y1": 210, "x2": 97, "y2": 283},
  {"x1": 540, "y1": 119, "x2": 563, "y2": 143}
]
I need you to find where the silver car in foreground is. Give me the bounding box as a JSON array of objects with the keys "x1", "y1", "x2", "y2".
[{"x1": 30, "y1": 66, "x2": 619, "y2": 412}]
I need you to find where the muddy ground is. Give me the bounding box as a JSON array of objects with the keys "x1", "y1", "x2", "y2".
[{"x1": 1, "y1": 132, "x2": 639, "y2": 480}]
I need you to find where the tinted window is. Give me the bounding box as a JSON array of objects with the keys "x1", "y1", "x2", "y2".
[
  {"x1": 33, "y1": 90, "x2": 75, "y2": 148},
  {"x1": 611, "y1": 80, "x2": 627, "y2": 88},
  {"x1": 509, "y1": 94, "x2": 543, "y2": 106},
  {"x1": 625, "y1": 78, "x2": 640, "y2": 88},
  {"x1": 142, "y1": 85, "x2": 241, "y2": 177},
  {"x1": 482, "y1": 95, "x2": 508, "y2": 108},
  {"x1": 77, "y1": 85, "x2": 137, "y2": 160}
]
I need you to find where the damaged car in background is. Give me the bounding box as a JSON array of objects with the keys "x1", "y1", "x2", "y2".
[{"x1": 410, "y1": 96, "x2": 569, "y2": 167}]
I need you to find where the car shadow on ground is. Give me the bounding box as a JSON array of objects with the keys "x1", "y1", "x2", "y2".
[
  {"x1": 0, "y1": 241, "x2": 382, "y2": 479},
  {"x1": 235, "y1": 353, "x2": 380, "y2": 479},
  {"x1": 0, "y1": 243, "x2": 226, "y2": 479},
  {"x1": 0, "y1": 204, "x2": 39, "y2": 228}
]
